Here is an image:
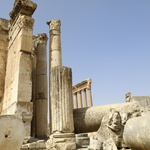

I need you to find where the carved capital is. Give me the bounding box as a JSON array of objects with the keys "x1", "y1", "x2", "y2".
[
  {"x1": 47, "y1": 19, "x2": 61, "y2": 31},
  {"x1": 0, "y1": 18, "x2": 9, "y2": 33},
  {"x1": 17, "y1": 15, "x2": 34, "y2": 29},
  {"x1": 10, "y1": 0, "x2": 37, "y2": 22},
  {"x1": 35, "y1": 33, "x2": 48, "y2": 46}
]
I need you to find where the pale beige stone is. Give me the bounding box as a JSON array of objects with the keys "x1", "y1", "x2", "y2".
[
  {"x1": 73, "y1": 101, "x2": 141, "y2": 133},
  {"x1": 0, "y1": 115, "x2": 25, "y2": 150},
  {"x1": 2, "y1": 0, "x2": 36, "y2": 139},
  {"x1": 123, "y1": 114, "x2": 150, "y2": 150},
  {"x1": 50, "y1": 66, "x2": 74, "y2": 133},
  {"x1": 47, "y1": 19, "x2": 62, "y2": 69},
  {"x1": 46, "y1": 133, "x2": 76, "y2": 150},
  {"x1": 0, "y1": 18, "x2": 9, "y2": 101},
  {"x1": 73, "y1": 78, "x2": 93, "y2": 108}
]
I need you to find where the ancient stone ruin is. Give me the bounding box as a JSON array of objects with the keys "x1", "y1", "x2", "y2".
[{"x1": 0, "y1": 0, "x2": 150, "y2": 150}]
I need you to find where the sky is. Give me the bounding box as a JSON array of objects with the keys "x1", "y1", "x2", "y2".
[{"x1": 1, "y1": 0, "x2": 150, "y2": 106}]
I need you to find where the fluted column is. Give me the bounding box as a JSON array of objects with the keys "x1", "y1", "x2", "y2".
[
  {"x1": 78, "y1": 91, "x2": 83, "y2": 108},
  {"x1": 50, "y1": 66, "x2": 74, "y2": 133},
  {"x1": 34, "y1": 33, "x2": 48, "y2": 138},
  {"x1": 73, "y1": 93, "x2": 78, "y2": 109},
  {"x1": 83, "y1": 89, "x2": 87, "y2": 107},
  {"x1": 47, "y1": 19, "x2": 62, "y2": 69},
  {"x1": 87, "y1": 79, "x2": 93, "y2": 107}
]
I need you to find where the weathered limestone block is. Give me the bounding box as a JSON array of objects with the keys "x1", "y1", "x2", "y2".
[
  {"x1": 130, "y1": 96, "x2": 150, "y2": 113},
  {"x1": 94, "y1": 111, "x2": 124, "y2": 148},
  {"x1": 9, "y1": 0, "x2": 37, "y2": 24},
  {"x1": 47, "y1": 19, "x2": 62, "y2": 69},
  {"x1": 46, "y1": 133, "x2": 76, "y2": 150},
  {"x1": 21, "y1": 140, "x2": 46, "y2": 150},
  {"x1": 123, "y1": 114, "x2": 150, "y2": 150},
  {"x1": 50, "y1": 66, "x2": 74, "y2": 133},
  {"x1": 0, "y1": 18, "x2": 9, "y2": 100},
  {"x1": 103, "y1": 138, "x2": 118, "y2": 150},
  {"x1": 46, "y1": 66, "x2": 76, "y2": 149},
  {"x1": 76, "y1": 134, "x2": 90, "y2": 149},
  {"x1": 18, "y1": 52, "x2": 32, "y2": 102},
  {"x1": 73, "y1": 101, "x2": 140, "y2": 133},
  {"x1": 0, "y1": 115, "x2": 25, "y2": 150},
  {"x1": 88, "y1": 137, "x2": 102, "y2": 150},
  {"x1": 9, "y1": 15, "x2": 34, "y2": 53}
]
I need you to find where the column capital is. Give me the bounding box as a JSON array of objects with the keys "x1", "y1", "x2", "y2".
[
  {"x1": 34, "y1": 33, "x2": 48, "y2": 46},
  {"x1": 10, "y1": 0, "x2": 37, "y2": 23},
  {"x1": 0, "y1": 18, "x2": 9, "y2": 33},
  {"x1": 47, "y1": 19, "x2": 61, "y2": 32},
  {"x1": 17, "y1": 15, "x2": 34, "y2": 29}
]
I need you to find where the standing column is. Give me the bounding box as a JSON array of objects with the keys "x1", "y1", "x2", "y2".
[
  {"x1": 73, "y1": 93, "x2": 78, "y2": 109},
  {"x1": 50, "y1": 66, "x2": 74, "y2": 133},
  {"x1": 47, "y1": 19, "x2": 62, "y2": 69},
  {"x1": 87, "y1": 79, "x2": 93, "y2": 107},
  {"x1": 83, "y1": 89, "x2": 88, "y2": 107},
  {"x1": 78, "y1": 91, "x2": 83, "y2": 108},
  {"x1": 35, "y1": 33, "x2": 48, "y2": 138},
  {"x1": 46, "y1": 66, "x2": 76, "y2": 150}
]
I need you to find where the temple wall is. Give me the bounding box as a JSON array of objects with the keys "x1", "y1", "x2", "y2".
[
  {"x1": 1, "y1": 0, "x2": 37, "y2": 138},
  {"x1": 0, "y1": 18, "x2": 9, "y2": 112}
]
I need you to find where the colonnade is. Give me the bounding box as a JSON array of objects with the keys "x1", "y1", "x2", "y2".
[{"x1": 73, "y1": 78, "x2": 93, "y2": 109}]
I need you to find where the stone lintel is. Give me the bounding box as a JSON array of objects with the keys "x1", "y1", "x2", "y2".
[
  {"x1": 9, "y1": 0, "x2": 37, "y2": 23},
  {"x1": 73, "y1": 78, "x2": 92, "y2": 94}
]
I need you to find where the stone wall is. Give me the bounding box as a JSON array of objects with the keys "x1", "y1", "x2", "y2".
[
  {"x1": 1, "y1": 0, "x2": 37, "y2": 138},
  {"x1": 0, "y1": 18, "x2": 9, "y2": 112}
]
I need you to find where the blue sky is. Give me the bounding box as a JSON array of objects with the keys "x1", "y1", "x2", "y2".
[{"x1": 1, "y1": 0, "x2": 150, "y2": 106}]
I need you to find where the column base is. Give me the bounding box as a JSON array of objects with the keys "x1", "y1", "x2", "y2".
[{"x1": 46, "y1": 133, "x2": 76, "y2": 150}]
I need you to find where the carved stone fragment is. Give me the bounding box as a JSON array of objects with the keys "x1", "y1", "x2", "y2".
[{"x1": 94, "y1": 111, "x2": 124, "y2": 148}]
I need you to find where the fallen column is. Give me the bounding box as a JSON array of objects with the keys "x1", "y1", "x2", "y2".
[
  {"x1": 73, "y1": 101, "x2": 140, "y2": 133},
  {"x1": 123, "y1": 114, "x2": 150, "y2": 150}
]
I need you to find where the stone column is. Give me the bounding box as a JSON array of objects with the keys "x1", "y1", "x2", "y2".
[
  {"x1": 73, "y1": 93, "x2": 78, "y2": 109},
  {"x1": 73, "y1": 101, "x2": 141, "y2": 133},
  {"x1": 83, "y1": 89, "x2": 87, "y2": 107},
  {"x1": 47, "y1": 19, "x2": 62, "y2": 69},
  {"x1": 46, "y1": 66, "x2": 76, "y2": 150},
  {"x1": 34, "y1": 33, "x2": 48, "y2": 138},
  {"x1": 78, "y1": 91, "x2": 83, "y2": 108},
  {"x1": 87, "y1": 79, "x2": 93, "y2": 107},
  {"x1": 123, "y1": 114, "x2": 150, "y2": 150},
  {"x1": 50, "y1": 66, "x2": 74, "y2": 133}
]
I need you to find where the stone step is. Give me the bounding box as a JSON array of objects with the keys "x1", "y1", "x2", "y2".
[{"x1": 77, "y1": 148, "x2": 89, "y2": 150}]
